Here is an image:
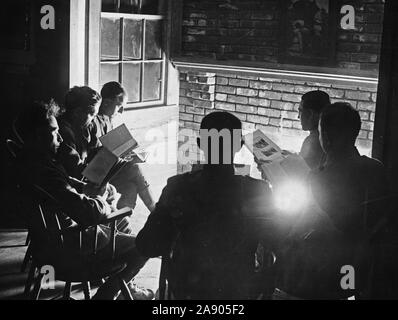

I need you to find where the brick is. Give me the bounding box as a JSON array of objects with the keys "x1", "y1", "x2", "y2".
[
  {"x1": 370, "y1": 113, "x2": 375, "y2": 121},
  {"x1": 324, "y1": 88, "x2": 345, "y2": 99},
  {"x1": 185, "y1": 106, "x2": 205, "y2": 115},
  {"x1": 180, "y1": 113, "x2": 194, "y2": 121},
  {"x1": 197, "y1": 76, "x2": 216, "y2": 85},
  {"x1": 294, "y1": 86, "x2": 313, "y2": 94},
  {"x1": 227, "y1": 95, "x2": 248, "y2": 104},
  {"x1": 200, "y1": 93, "x2": 215, "y2": 100},
  {"x1": 368, "y1": 132, "x2": 374, "y2": 140},
  {"x1": 359, "y1": 111, "x2": 370, "y2": 120},
  {"x1": 193, "y1": 100, "x2": 214, "y2": 109},
  {"x1": 248, "y1": 98, "x2": 270, "y2": 107},
  {"x1": 269, "y1": 118, "x2": 281, "y2": 127},
  {"x1": 184, "y1": 121, "x2": 201, "y2": 131},
  {"x1": 247, "y1": 115, "x2": 270, "y2": 125},
  {"x1": 282, "y1": 111, "x2": 299, "y2": 120},
  {"x1": 361, "y1": 121, "x2": 374, "y2": 131},
  {"x1": 258, "y1": 108, "x2": 281, "y2": 118},
  {"x1": 194, "y1": 115, "x2": 204, "y2": 123},
  {"x1": 372, "y1": 93, "x2": 377, "y2": 102},
  {"x1": 216, "y1": 77, "x2": 229, "y2": 85},
  {"x1": 282, "y1": 93, "x2": 302, "y2": 103},
  {"x1": 216, "y1": 85, "x2": 236, "y2": 94},
  {"x1": 236, "y1": 105, "x2": 257, "y2": 114},
  {"x1": 358, "y1": 101, "x2": 376, "y2": 112},
  {"x1": 215, "y1": 102, "x2": 235, "y2": 112},
  {"x1": 259, "y1": 91, "x2": 282, "y2": 100},
  {"x1": 180, "y1": 97, "x2": 193, "y2": 106},
  {"x1": 358, "y1": 130, "x2": 368, "y2": 139},
  {"x1": 345, "y1": 91, "x2": 371, "y2": 101},
  {"x1": 186, "y1": 91, "x2": 201, "y2": 99},
  {"x1": 215, "y1": 93, "x2": 227, "y2": 102},
  {"x1": 272, "y1": 83, "x2": 296, "y2": 93},
  {"x1": 236, "y1": 88, "x2": 258, "y2": 97},
  {"x1": 271, "y1": 101, "x2": 294, "y2": 110},
  {"x1": 229, "y1": 78, "x2": 249, "y2": 87},
  {"x1": 249, "y1": 81, "x2": 272, "y2": 90}
]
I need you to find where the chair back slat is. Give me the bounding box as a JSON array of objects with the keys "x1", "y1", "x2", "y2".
[{"x1": 6, "y1": 139, "x2": 22, "y2": 159}]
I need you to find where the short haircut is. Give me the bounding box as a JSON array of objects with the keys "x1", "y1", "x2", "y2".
[
  {"x1": 302, "y1": 90, "x2": 331, "y2": 113},
  {"x1": 200, "y1": 111, "x2": 242, "y2": 132},
  {"x1": 101, "y1": 81, "x2": 126, "y2": 100},
  {"x1": 64, "y1": 86, "x2": 101, "y2": 114},
  {"x1": 18, "y1": 100, "x2": 61, "y2": 143},
  {"x1": 320, "y1": 102, "x2": 361, "y2": 145}
]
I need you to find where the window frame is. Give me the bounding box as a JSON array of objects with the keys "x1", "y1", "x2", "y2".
[{"x1": 100, "y1": 12, "x2": 167, "y2": 109}]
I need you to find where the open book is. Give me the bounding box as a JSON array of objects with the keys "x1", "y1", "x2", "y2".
[
  {"x1": 243, "y1": 129, "x2": 310, "y2": 188},
  {"x1": 82, "y1": 124, "x2": 148, "y2": 186}
]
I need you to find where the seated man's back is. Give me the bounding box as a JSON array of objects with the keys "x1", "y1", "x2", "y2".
[
  {"x1": 137, "y1": 166, "x2": 274, "y2": 299},
  {"x1": 137, "y1": 111, "x2": 278, "y2": 300}
]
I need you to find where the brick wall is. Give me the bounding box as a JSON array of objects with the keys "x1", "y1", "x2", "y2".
[
  {"x1": 177, "y1": 0, "x2": 383, "y2": 174},
  {"x1": 182, "y1": 0, "x2": 384, "y2": 74},
  {"x1": 178, "y1": 70, "x2": 377, "y2": 174}
]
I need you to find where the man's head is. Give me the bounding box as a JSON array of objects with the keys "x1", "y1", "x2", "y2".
[
  {"x1": 319, "y1": 102, "x2": 361, "y2": 153},
  {"x1": 64, "y1": 86, "x2": 101, "y2": 128},
  {"x1": 299, "y1": 90, "x2": 331, "y2": 131},
  {"x1": 18, "y1": 100, "x2": 63, "y2": 156},
  {"x1": 100, "y1": 82, "x2": 127, "y2": 118},
  {"x1": 197, "y1": 112, "x2": 242, "y2": 165}
]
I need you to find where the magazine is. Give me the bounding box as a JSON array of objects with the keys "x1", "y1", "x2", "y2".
[
  {"x1": 243, "y1": 129, "x2": 310, "y2": 187},
  {"x1": 82, "y1": 124, "x2": 148, "y2": 186}
]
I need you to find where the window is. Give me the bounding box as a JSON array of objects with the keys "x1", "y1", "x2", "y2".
[{"x1": 100, "y1": 0, "x2": 167, "y2": 108}]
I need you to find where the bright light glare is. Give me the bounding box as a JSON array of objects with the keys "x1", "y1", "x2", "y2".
[{"x1": 274, "y1": 180, "x2": 309, "y2": 214}]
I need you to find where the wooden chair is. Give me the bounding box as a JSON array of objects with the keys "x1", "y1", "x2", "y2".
[
  {"x1": 26, "y1": 185, "x2": 135, "y2": 300},
  {"x1": 5, "y1": 139, "x2": 32, "y2": 273}
]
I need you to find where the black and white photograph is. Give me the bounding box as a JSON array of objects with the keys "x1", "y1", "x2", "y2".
[{"x1": 1, "y1": 0, "x2": 398, "y2": 309}]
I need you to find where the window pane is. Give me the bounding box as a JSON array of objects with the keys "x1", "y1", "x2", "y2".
[
  {"x1": 143, "y1": 62, "x2": 162, "y2": 101},
  {"x1": 101, "y1": 17, "x2": 120, "y2": 60},
  {"x1": 102, "y1": 0, "x2": 117, "y2": 12},
  {"x1": 100, "y1": 63, "x2": 119, "y2": 87},
  {"x1": 123, "y1": 63, "x2": 141, "y2": 103},
  {"x1": 145, "y1": 20, "x2": 162, "y2": 60},
  {"x1": 123, "y1": 19, "x2": 143, "y2": 60}
]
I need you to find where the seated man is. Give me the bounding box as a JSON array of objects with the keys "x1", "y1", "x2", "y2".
[
  {"x1": 16, "y1": 100, "x2": 153, "y2": 300},
  {"x1": 57, "y1": 86, "x2": 102, "y2": 180},
  {"x1": 309, "y1": 102, "x2": 393, "y2": 299},
  {"x1": 92, "y1": 82, "x2": 155, "y2": 212},
  {"x1": 274, "y1": 103, "x2": 392, "y2": 299},
  {"x1": 136, "y1": 112, "x2": 284, "y2": 300},
  {"x1": 298, "y1": 90, "x2": 330, "y2": 169}
]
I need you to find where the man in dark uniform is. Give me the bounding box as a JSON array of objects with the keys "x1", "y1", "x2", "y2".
[
  {"x1": 136, "y1": 112, "x2": 284, "y2": 300},
  {"x1": 298, "y1": 90, "x2": 330, "y2": 169},
  {"x1": 309, "y1": 102, "x2": 393, "y2": 299},
  {"x1": 275, "y1": 103, "x2": 392, "y2": 299}
]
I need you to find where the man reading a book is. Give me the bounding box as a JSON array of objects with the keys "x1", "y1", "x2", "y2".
[
  {"x1": 57, "y1": 86, "x2": 102, "y2": 179},
  {"x1": 16, "y1": 100, "x2": 153, "y2": 300},
  {"x1": 92, "y1": 81, "x2": 155, "y2": 212},
  {"x1": 136, "y1": 112, "x2": 285, "y2": 299}
]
